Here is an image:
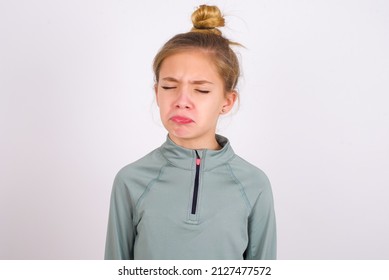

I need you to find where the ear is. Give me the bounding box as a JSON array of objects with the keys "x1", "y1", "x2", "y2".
[
  {"x1": 154, "y1": 83, "x2": 160, "y2": 107},
  {"x1": 221, "y1": 90, "x2": 237, "y2": 114}
]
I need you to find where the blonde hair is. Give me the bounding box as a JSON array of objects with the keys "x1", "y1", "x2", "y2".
[{"x1": 153, "y1": 5, "x2": 241, "y2": 94}]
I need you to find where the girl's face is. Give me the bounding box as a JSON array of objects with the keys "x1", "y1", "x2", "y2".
[{"x1": 155, "y1": 50, "x2": 236, "y2": 149}]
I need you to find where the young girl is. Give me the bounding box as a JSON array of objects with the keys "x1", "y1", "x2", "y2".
[{"x1": 105, "y1": 5, "x2": 276, "y2": 260}]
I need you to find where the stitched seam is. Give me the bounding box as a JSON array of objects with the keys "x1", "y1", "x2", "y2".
[
  {"x1": 226, "y1": 163, "x2": 252, "y2": 212},
  {"x1": 133, "y1": 163, "x2": 167, "y2": 223}
]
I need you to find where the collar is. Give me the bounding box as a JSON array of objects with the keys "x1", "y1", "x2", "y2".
[{"x1": 159, "y1": 134, "x2": 236, "y2": 171}]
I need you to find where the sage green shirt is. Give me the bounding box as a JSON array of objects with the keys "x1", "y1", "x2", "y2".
[{"x1": 105, "y1": 135, "x2": 276, "y2": 259}]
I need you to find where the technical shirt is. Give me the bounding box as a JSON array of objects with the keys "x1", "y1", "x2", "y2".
[{"x1": 105, "y1": 135, "x2": 276, "y2": 259}]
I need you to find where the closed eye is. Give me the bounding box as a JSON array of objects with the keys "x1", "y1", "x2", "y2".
[
  {"x1": 161, "y1": 86, "x2": 176, "y2": 90},
  {"x1": 196, "y1": 89, "x2": 210, "y2": 94}
]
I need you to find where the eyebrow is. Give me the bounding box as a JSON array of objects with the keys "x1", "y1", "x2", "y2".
[{"x1": 161, "y1": 77, "x2": 213, "y2": 85}]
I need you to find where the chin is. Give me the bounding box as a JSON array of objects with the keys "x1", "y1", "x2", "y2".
[
  {"x1": 166, "y1": 124, "x2": 191, "y2": 137},
  {"x1": 168, "y1": 128, "x2": 198, "y2": 140}
]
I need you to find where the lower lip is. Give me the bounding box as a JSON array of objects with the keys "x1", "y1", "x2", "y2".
[{"x1": 171, "y1": 117, "x2": 194, "y2": 124}]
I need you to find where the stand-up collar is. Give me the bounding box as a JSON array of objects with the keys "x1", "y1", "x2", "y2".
[{"x1": 159, "y1": 134, "x2": 236, "y2": 171}]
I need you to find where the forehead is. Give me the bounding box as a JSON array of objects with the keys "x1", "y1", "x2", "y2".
[{"x1": 159, "y1": 50, "x2": 221, "y2": 81}]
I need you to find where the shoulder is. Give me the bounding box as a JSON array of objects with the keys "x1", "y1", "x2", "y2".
[
  {"x1": 228, "y1": 155, "x2": 272, "y2": 202},
  {"x1": 229, "y1": 155, "x2": 270, "y2": 185},
  {"x1": 113, "y1": 147, "x2": 167, "y2": 194},
  {"x1": 118, "y1": 147, "x2": 165, "y2": 177}
]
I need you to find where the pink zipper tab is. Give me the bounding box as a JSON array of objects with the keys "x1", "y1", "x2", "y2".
[{"x1": 196, "y1": 158, "x2": 201, "y2": 166}]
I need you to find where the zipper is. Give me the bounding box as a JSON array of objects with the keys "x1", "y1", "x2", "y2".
[{"x1": 191, "y1": 150, "x2": 201, "y2": 215}]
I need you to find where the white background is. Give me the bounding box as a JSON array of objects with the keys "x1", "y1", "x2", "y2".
[{"x1": 1, "y1": 0, "x2": 388, "y2": 259}]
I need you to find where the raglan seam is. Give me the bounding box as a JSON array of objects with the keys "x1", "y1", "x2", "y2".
[
  {"x1": 133, "y1": 162, "x2": 169, "y2": 224},
  {"x1": 225, "y1": 163, "x2": 252, "y2": 212},
  {"x1": 226, "y1": 161, "x2": 263, "y2": 260}
]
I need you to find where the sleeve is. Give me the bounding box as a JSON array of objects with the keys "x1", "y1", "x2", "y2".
[
  {"x1": 245, "y1": 178, "x2": 277, "y2": 260},
  {"x1": 104, "y1": 173, "x2": 135, "y2": 260}
]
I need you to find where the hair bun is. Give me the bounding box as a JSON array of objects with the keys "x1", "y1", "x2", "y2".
[{"x1": 191, "y1": 5, "x2": 225, "y2": 35}]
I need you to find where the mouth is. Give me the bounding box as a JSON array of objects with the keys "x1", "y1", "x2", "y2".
[{"x1": 170, "y1": 115, "x2": 194, "y2": 124}]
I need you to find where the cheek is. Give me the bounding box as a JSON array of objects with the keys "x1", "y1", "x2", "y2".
[
  {"x1": 157, "y1": 99, "x2": 171, "y2": 117},
  {"x1": 199, "y1": 104, "x2": 222, "y2": 122},
  {"x1": 208, "y1": 97, "x2": 225, "y2": 112}
]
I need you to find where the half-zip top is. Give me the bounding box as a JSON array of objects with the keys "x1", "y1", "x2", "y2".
[
  {"x1": 105, "y1": 133, "x2": 277, "y2": 259},
  {"x1": 191, "y1": 150, "x2": 201, "y2": 215}
]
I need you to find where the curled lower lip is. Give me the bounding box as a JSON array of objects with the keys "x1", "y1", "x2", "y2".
[{"x1": 170, "y1": 116, "x2": 194, "y2": 124}]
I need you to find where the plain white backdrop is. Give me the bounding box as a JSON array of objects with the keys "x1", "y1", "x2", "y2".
[{"x1": 1, "y1": 0, "x2": 388, "y2": 259}]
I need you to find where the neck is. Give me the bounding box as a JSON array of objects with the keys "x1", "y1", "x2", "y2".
[{"x1": 169, "y1": 134, "x2": 222, "y2": 150}]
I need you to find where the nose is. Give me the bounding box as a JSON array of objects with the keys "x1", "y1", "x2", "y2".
[{"x1": 174, "y1": 87, "x2": 192, "y2": 109}]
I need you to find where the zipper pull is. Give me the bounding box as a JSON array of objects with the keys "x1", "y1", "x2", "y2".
[{"x1": 195, "y1": 150, "x2": 201, "y2": 165}]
